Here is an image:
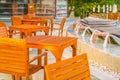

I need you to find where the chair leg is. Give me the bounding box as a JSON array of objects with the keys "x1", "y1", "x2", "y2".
[
  {"x1": 38, "y1": 49, "x2": 42, "y2": 65},
  {"x1": 15, "y1": 76, "x2": 22, "y2": 80},
  {"x1": 12, "y1": 75, "x2": 15, "y2": 80},
  {"x1": 25, "y1": 75, "x2": 29, "y2": 80},
  {"x1": 44, "y1": 69, "x2": 46, "y2": 80},
  {"x1": 61, "y1": 30, "x2": 63, "y2": 36},
  {"x1": 29, "y1": 75, "x2": 32, "y2": 80},
  {"x1": 58, "y1": 30, "x2": 60, "y2": 36},
  {"x1": 51, "y1": 29, "x2": 53, "y2": 35}
]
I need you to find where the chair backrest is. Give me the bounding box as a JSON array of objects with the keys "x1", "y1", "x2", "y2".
[
  {"x1": 0, "y1": 22, "x2": 8, "y2": 37},
  {"x1": 45, "y1": 53, "x2": 90, "y2": 80},
  {"x1": 60, "y1": 17, "x2": 66, "y2": 29},
  {"x1": 49, "y1": 18, "x2": 54, "y2": 28},
  {"x1": 11, "y1": 16, "x2": 22, "y2": 26},
  {"x1": 0, "y1": 38, "x2": 29, "y2": 78}
]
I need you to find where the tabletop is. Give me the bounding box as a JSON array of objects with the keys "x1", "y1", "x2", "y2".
[
  {"x1": 9, "y1": 24, "x2": 48, "y2": 29},
  {"x1": 9, "y1": 25, "x2": 49, "y2": 38},
  {"x1": 22, "y1": 18, "x2": 48, "y2": 26},
  {"x1": 25, "y1": 35, "x2": 77, "y2": 61},
  {"x1": 22, "y1": 19, "x2": 48, "y2": 22},
  {"x1": 26, "y1": 35, "x2": 77, "y2": 46}
]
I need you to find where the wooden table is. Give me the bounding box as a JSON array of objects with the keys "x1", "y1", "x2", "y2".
[
  {"x1": 22, "y1": 19, "x2": 48, "y2": 26},
  {"x1": 25, "y1": 35, "x2": 77, "y2": 62},
  {"x1": 9, "y1": 25, "x2": 49, "y2": 38}
]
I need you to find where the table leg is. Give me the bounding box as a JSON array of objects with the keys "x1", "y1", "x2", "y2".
[
  {"x1": 43, "y1": 28, "x2": 49, "y2": 35},
  {"x1": 71, "y1": 42, "x2": 77, "y2": 57},
  {"x1": 9, "y1": 30, "x2": 13, "y2": 38},
  {"x1": 45, "y1": 21, "x2": 48, "y2": 26},
  {"x1": 51, "y1": 48, "x2": 63, "y2": 62},
  {"x1": 20, "y1": 32, "x2": 23, "y2": 39},
  {"x1": 38, "y1": 49, "x2": 42, "y2": 65},
  {"x1": 23, "y1": 31, "x2": 29, "y2": 38}
]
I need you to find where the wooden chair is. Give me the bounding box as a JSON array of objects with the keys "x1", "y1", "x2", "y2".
[
  {"x1": 11, "y1": 16, "x2": 23, "y2": 26},
  {"x1": 11, "y1": 16, "x2": 24, "y2": 37},
  {"x1": 0, "y1": 37, "x2": 47, "y2": 80},
  {"x1": 49, "y1": 17, "x2": 54, "y2": 29},
  {"x1": 0, "y1": 22, "x2": 22, "y2": 38},
  {"x1": 51, "y1": 17, "x2": 66, "y2": 36},
  {"x1": 0, "y1": 22, "x2": 8, "y2": 37},
  {"x1": 45, "y1": 53, "x2": 90, "y2": 80}
]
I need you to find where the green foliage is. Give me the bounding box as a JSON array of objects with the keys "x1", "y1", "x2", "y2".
[
  {"x1": 68, "y1": 0, "x2": 120, "y2": 17},
  {"x1": 32, "y1": 0, "x2": 38, "y2": 3}
]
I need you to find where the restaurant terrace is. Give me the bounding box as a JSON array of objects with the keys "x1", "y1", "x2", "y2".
[{"x1": 0, "y1": 0, "x2": 120, "y2": 80}]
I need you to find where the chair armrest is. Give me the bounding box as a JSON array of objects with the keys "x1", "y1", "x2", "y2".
[
  {"x1": 7, "y1": 29, "x2": 20, "y2": 37},
  {"x1": 29, "y1": 52, "x2": 47, "y2": 65},
  {"x1": 6, "y1": 29, "x2": 11, "y2": 37},
  {"x1": 52, "y1": 22, "x2": 61, "y2": 25}
]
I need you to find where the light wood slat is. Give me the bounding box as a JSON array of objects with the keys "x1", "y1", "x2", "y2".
[
  {"x1": 56, "y1": 71, "x2": 90, "y2": 80},
  {"x1": 69, "y1": 71, "x2": 90, "y2": 80},
  {"x1": 0, "y1": 51, "x2": 26, "y2": 58},
  {"x1": 0, "y1": 58, "x2": 27, "y2": 64},
  {"x1": 0, "y1": 67, "x2": 25, "y2": 74},
  {"x1": 0, "y1": 42, "x2": 26, "y2": 47},
  {"x1": 0, "y1": 70, "x2": 25, "y2": 76},
  {"x1": 0, "y1": 45, "x2": 26, "y2": 50},
  {"x1": 0, "y1": 65, "x2": 26, "y2": 71},
  {"x1": 55, "y1": 65, "x2": 89, "y2": 80},
  {"x1": 0, "y1": 49, "x2": 26, "y2": 54},
  {"x1": 0, "y1": 50, "x2": 27, "y2": 56},
  {"x1": 0, "y1": 60, "x2": 26, "y2": 67},
  {"x1": 45, "y1": 53, "x2": 90, "y2": 80},
  {"x1": 51, "y1": 60, "x2": 88, "y2": 76}
]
